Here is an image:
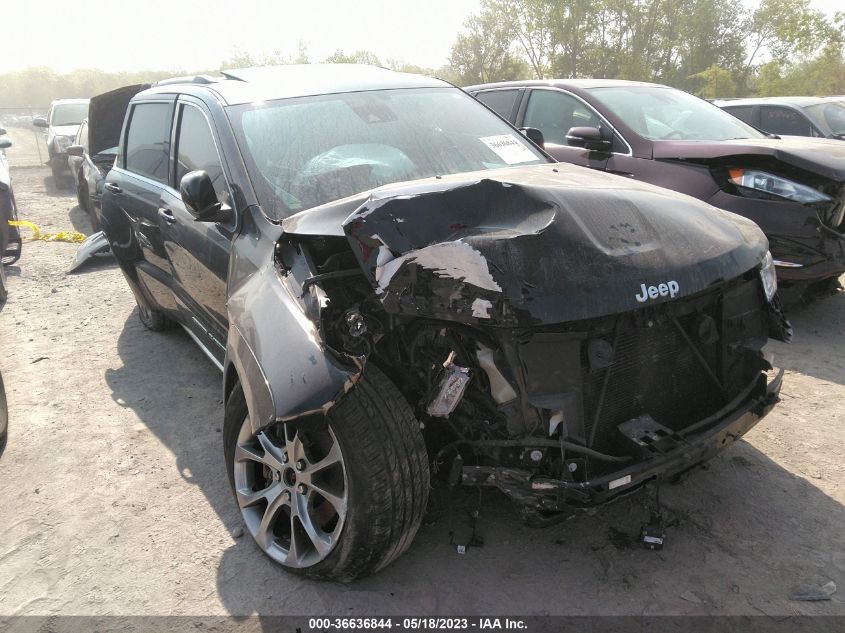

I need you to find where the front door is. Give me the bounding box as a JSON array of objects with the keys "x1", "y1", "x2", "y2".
[
  {"x1": 519, "y1": 88, "x2": 612, "y2": 170},
  {"x1": 160, "y1": 101, "x2": 232, "y2": 355}
]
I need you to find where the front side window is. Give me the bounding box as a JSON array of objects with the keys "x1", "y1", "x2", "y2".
[
  {"x1": 125, "y1": 102, "x2": 172, "y2": 184},
  {"x1": 175, "y1": 105, "x2": 229, "y2": 204},
  {"x1": 50, "y1": 103, "x2": 88, "y2": 127},
  {"x1": 806, "y1": 102, "x2": 845, "y2": 137},
  {"x1": 524, "y1": 90, "x2": 603, "y2": 146},
  {"x1": 228, "y1": 87, "x2": 547, "y2": 218},
  {"x1": 588, "y1": 86, "x2": 765, "y2": 141},
  {"x1": 760, "y1": 106, "x2": 814, "y2": 137},
  {"x1": 475, "y1": 89, "x2": 520, "y2": 120}
]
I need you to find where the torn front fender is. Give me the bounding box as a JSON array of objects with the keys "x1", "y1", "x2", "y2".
[
  {"x1": 89, "y1": 84, "x2": 150, "y2": 157},
  {"x1": 226, "y1": 206, "x2": 361, "y2": 433}
]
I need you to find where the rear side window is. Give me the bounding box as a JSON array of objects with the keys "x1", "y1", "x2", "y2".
[
  {"x1": 175, "y1": 104, "x2": 229, "y2": 204},
  {"x1": 760, "y1": 106, "x2": 814, "y2": 137},
  {"x1": 125, "y1": 102, "x2": 172, "y2": 184},
  {"x1": 723, "y1": 106, "x2": 755, "y2": 126},
  {"x1": 475, "y1": 90, "x2": 520, "y2": 121}
]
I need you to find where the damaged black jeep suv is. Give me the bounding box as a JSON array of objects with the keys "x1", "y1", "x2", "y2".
[{"x1": 100, "y1": 65, "x2": 791, "y2": 581}]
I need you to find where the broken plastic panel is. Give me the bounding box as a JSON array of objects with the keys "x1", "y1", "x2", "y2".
[
  {"x1": 618, "y1": 415, "x2": 682, "y2": 458},
  {"x1": 427, "y1": 351, "x2": 472, "y2": 417}
]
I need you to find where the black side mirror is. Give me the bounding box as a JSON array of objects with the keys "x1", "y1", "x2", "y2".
[
  {"x1": 33, "y1": 116, "x2": 48, "y2": 128},
  {"x1": 66, "y1": 144, "x2": 84, "y2": 157},
  {"x1": 180, "y1": 170, "x2": 232, "y2": 223},
  {"x1": 566, "y1": 126, "x2": 612, "y2": 152},
  {"x1": 519, "y1": 127, "x2": 545, "y2": 149},
  {"x1": 0, "y1": 128, "x2": 6, "y2": 135},
  {"x1": 0, "y1": 138, "x2": 11, "y2": 150}
]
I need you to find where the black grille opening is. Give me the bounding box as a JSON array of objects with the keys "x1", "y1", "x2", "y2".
[
  {"x1": 581, "y1": 316, "x2": 724, "y2": 457},
  {"x1": 575, "y1": 280, "x2": 765, "y2": 473}
]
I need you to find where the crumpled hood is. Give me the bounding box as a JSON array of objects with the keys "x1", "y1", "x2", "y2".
[
  {"x1": 89, "y1": 84, "x2": 149, "y2": 157},
  {"x1": 653, "y1": 137, "x2": 845, "y2": 181},
  {"x1": 287, "y1": 164, "x2": 768, "y2": 326}
]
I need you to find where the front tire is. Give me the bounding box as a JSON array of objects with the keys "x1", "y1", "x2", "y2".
[
  {"x1": 224, "y1": 365, "x2": 429, "y2": 581},
  {"x1": 76, "y1": 172, "x2": 89, "y2": 212},
  {"x1": 50, "y1": 162, "x2": 68, "y2": 189}
]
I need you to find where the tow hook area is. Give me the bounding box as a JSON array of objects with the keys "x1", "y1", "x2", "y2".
[{"x1": 640, "y1": 483, "x2": 666, "y2": 550}]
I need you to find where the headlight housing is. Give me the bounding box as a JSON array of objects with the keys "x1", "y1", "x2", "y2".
[
  {"x1": 760, "y1": 250, "x2": 778, "y2": 302},
  {"x1": 728, "y1": 168, "x2": 832, "y2": 204},
  {"x1": 53, "y1": 135, "x2": 73, "y2": 152}
]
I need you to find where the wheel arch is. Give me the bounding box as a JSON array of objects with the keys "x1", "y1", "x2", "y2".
[
  {"x1": 226, "y1": 271, "x2": 361, "y2": 434},
  {"x1": 223, "y1": 355, "x2": 240, "y2": 406}
]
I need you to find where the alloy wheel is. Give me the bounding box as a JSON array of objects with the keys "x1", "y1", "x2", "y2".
[{"x1": 233, "y1": 417, "x2": 348, "y2": 568}]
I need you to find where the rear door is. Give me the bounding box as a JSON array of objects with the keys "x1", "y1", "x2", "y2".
[
  {"x1": 158, "y1": 99, "x2": 233, "y2": 357},
  {"x1": 759, "y1": 105, "x2": 819, "y2": 137},
  {"x1": 104, "y1": 97, "x2": 177, "y2": 311}
]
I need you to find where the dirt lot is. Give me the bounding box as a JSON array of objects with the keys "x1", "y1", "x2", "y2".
[
  {"x1": 0, "y1": 124, "x2": 47, "y2": 168},
  {"x1": 0, "y1": 166, "x2": 843, "y2": 617}
]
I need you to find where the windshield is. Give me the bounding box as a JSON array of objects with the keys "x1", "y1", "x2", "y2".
[
  {"x1": 50, "y1": 103, "x2": 89, "y2": 127},
  {"x1": 587, "y1": 86, "x2": 765, "y2": 141},
  {"x1": 228, "y1": 87, "x2": 547, "y2": 218},
  {"x1": 806, "y1": 102, "x2": 845, "y2": 137}
]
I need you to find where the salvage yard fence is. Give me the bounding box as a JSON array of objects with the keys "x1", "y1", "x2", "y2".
[{"x1": 0, "y1": 107, "x2": 50, "y2": 168}]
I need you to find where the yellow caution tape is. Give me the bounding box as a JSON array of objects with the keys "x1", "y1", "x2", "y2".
[{"x1": 9, "y1": 220, "x2": 86, "y2": 243}]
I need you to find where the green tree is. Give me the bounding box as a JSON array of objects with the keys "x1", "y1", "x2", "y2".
[
  {"x1": 665, "y1": 0, "x2": 746, "y2": 91},
  {"x1": 445, "y1": 0, "x2": 843, "y2": 96},
  {"x1": 755, "y1": 60, "x2": 791, "y2": 95},
  {"x1": 324, "y1": 50, "x2": 382, "y2": 65},
  {"x1": 221, "y1": 48, "x2": 259, "y2": 69},
  {"x1": 743, "y1": 0, "x2": 831, "y2": 78},
  {"x1": 387, "y1": 60, "x2": 439, "y2": 76},
  {"x1": 448, "y1": 10, "x2": 529, "y2": 85},
  {"x1": 548, "y1": 0, "x2": 596, "y2": 78},
  {"x1": 494, "y1": 0, "x2": 556, "y2": 79},
  {"x1": 689, "y1": 64, "x2": 737, "y2": 98}
]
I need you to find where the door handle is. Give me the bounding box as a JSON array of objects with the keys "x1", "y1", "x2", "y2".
[
  {"x1": 104, "y1": 182, "x2": 122, "y2": 194},
  {"x1": 157, "y1": 207, "x2": 176, "y2": 224}
]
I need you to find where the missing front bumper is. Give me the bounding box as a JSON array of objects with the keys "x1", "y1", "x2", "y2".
[{"x1": 460, "y1": 369, "x2": 783, "y2": 513}]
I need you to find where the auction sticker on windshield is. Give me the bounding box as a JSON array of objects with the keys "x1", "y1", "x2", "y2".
[{"x1": 480, "y1": 135, "x2": 538, "y2": 165}]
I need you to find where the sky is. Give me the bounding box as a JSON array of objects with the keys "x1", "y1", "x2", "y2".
[
  {"x1": 0, "y1": 0, "x2": 479, "y2": 73},
  {"x1": 0, "y1": 0, "x2": 841, "y2": 74}
]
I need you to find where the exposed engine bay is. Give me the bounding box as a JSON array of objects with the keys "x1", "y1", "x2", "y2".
[
  {"x1": 311, "y1": 262, "x2": 784, "y2": 519},
  {"x1": 274, "y1": 171, "x2": 792, "y2": 521}
]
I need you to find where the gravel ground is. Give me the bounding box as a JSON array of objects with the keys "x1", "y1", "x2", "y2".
[{"x1": 0, "y1": 166, "x2": 843, "y2": 617}]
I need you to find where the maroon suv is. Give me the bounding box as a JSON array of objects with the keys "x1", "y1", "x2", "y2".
[{"x1": 467, "y1": 79, "x2": 845, "y2": 303}]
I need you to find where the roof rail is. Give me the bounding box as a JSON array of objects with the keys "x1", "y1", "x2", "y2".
[{"x1": 153, "y1": 75, "x2": 222, "y2": 87}]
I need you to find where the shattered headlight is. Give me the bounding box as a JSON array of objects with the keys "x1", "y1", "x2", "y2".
[
  {"x1": 53, "y1": 135, "x2": 73, "y2": 153},
  {"x1": 728, "y1": 168, "x2": 832, "y2": 204},
  {"x1": 760, "y1": 250, "x2": 778, "y2": 302}
]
